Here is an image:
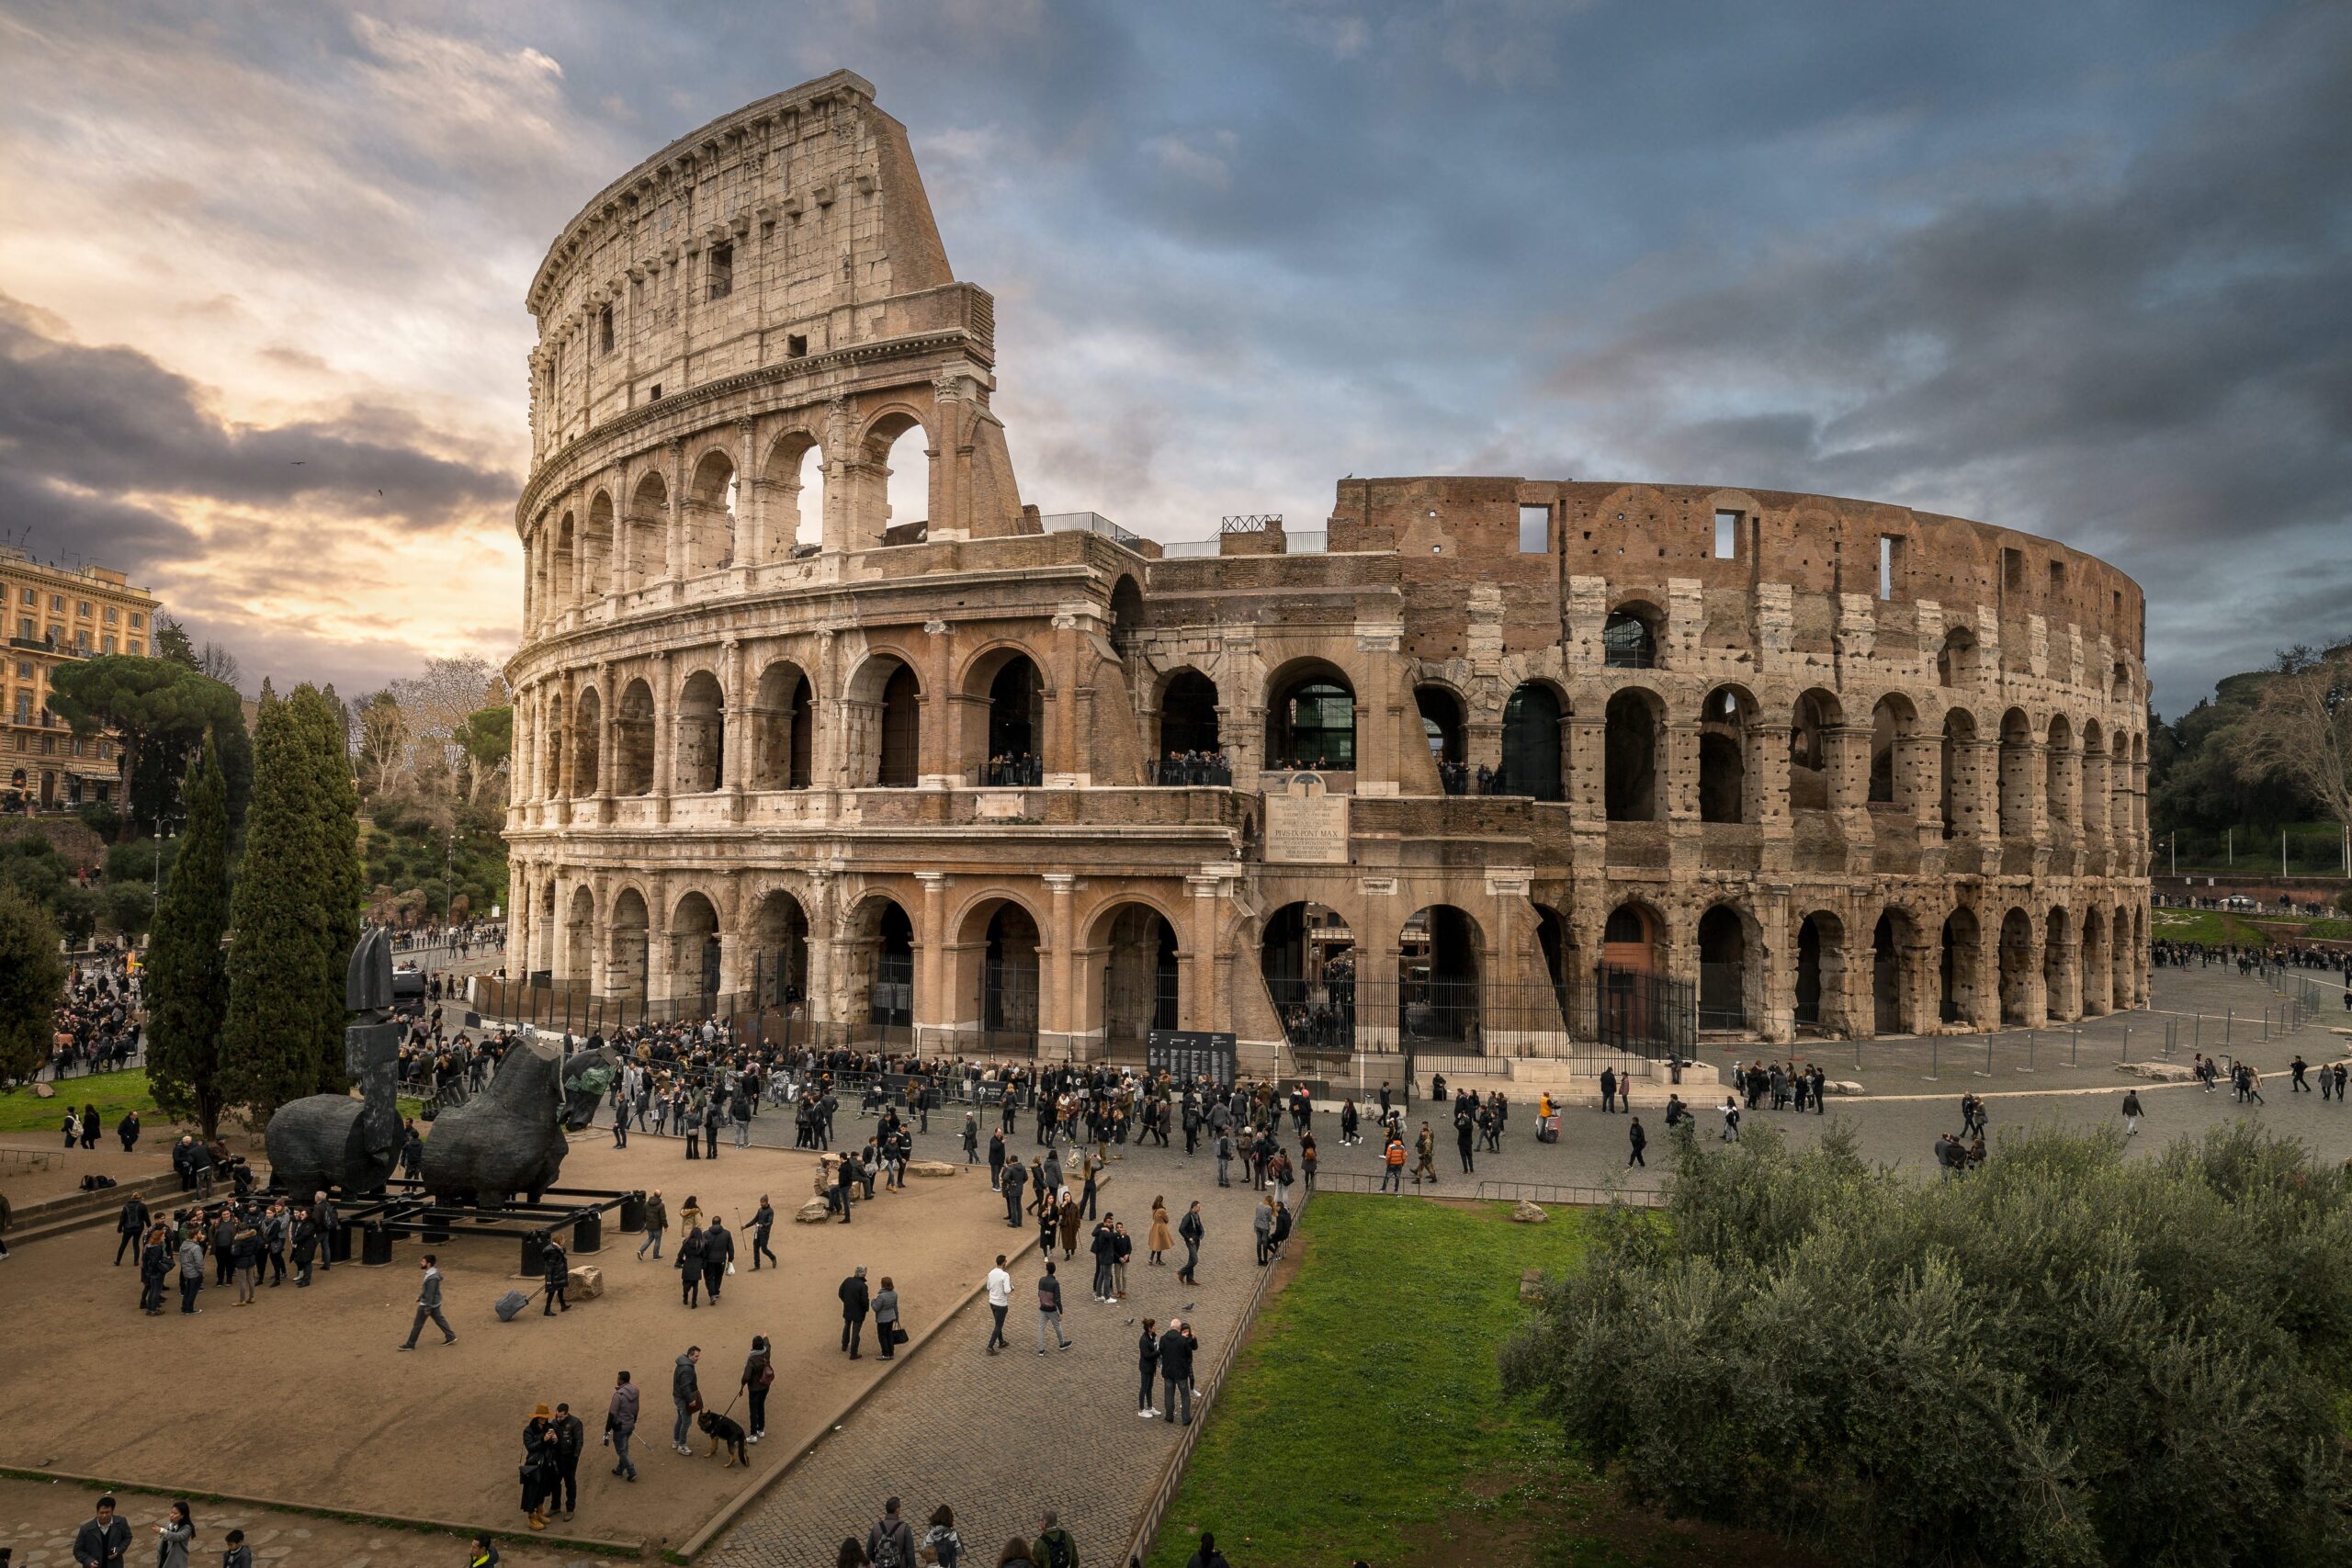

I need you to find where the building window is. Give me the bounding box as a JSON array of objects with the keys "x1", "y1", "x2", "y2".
[
  {"x1": 2048, "y1": 558, "x2": 2066, "y2": 595},
  {"x1": 707, "y1": 241, "x2": 733, "y2": 300},
  {"x1": 76, "y1": 600, "x2": 90, "y2": 616},
  {"x1": 50, "y1": 595, "x2": 62, "y2": 612},
  {"x1": 128, "y1": 641, "x2": 141, "y2": 656},
  {"x1": 72, "y1": 737, "x2": 84, "y2": 757},
  {"x1": 17, "y1": 588, "x2": 30, "y2": 605},
  {"x1": 14, "y1": 619, "x2": 28, "y2": 640},
  {"x1": 41, "y1": 734, "x2": 54, "y2": 755},
  {"x1": 75, "y1": 629, "x2": 89, "y2": 650},
  {"x1": 1878, "y1": 535, "x2": 1904, "y2": 600},
  {"x1": 102, "y1": 635, "x2": 115, "y2": 653},
  {"x1": 11, "y1": 694, "x2": 26, "y2": 723},
  {"x1": 2002, "y1": 547, "x2": 2024, "y2": 592},
  {"x1": 648, "y1": 383, "x2": 662, "y2": 401},
  {"x1": 104, "y1": 606, "x2": 117, "y2": 624},
  {"x1": 1517, "y1": 504, "x2": 1548, "y2": 554},
  {"x1": 130, "y1": 612, "x2": 142, "y2": 628},
  {"x1": 598, "y1": 304, "x2": 615, "y2": 354},
  {"x1": 787, "y1": 333, "x2": 808, "y2": 357}
]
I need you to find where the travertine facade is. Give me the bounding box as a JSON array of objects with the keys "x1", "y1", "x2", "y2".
[
  {"x1": 504, "y1": 73, "x2": 2150, "y2": 1072},
  {"x1": 3, "y1": 547, "x2": 157, "y2": 811}
]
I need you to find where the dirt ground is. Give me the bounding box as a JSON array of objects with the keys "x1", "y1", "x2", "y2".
[
  {"x1": 0, "y1": 1134, "x2": 183, "y2": 1207},
  {"x1": 0, "y1": 1131, "x2": 1011, "y2": 1552}
]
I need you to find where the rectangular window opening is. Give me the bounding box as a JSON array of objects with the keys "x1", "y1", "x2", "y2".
[
  {"x1": 2111, "y1": 589, "x2": 2122, "y2": 615},
  {"x1": 1878, "y1": 534, "x2": 1904, "y2": 600},
  {"x1": 1713, "y1": 510, "x2": 1740, "y2": 559},
  {"x1": 786, "y1": 333, "x2": 808, "y2": 358},
  {"x1": 598, "y1": 305, "x2": 614, "y2": 355},
  {"x1": 648, "y1": 383, "x2": 662, "y2": 401},
  {"x1": 2002, "y1": 547, "x2": 2024, "y2": 592},
  {"x1": 1517, "y1": 503, "x2": 1549, "y2": 554},
  {"x1": 707, "y1": 242, "x2": 733, "y2": 301},
  {"x1": 2048, "y1": 558, "x2": 2066, "y2": 595}
]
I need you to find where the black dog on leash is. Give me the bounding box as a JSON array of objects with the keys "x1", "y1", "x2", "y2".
[{"x1": 697, "y1": 1408, "x2": 749, "y2": 1467}]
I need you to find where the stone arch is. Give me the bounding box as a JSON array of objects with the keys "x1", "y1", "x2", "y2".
[
  {"x1": 1939, "y1": 905, "x2": 1983, "y2": 1026},
  {"x1": 2112, "y1": 900, "x2": 2134, "y2": 1012},
  {"x1": 1602, "y1": 600, "x2": 1662, "y2": 670},
  {"x1": 1696, "y1": 899, "x2": 1756, "y2": 1030},
  {"x1": 1265, "y1": 659, "x2": 1356, "y2": 771},
  {"x1": 1789, "y1": 688, "x2": 1842, "y2": 812},
  {"x1": 1414, "y1": 682, "x2": 1466, "y2": 771},
  {"x1": 1499, "y1": 681, "x2": 1566, "y2": 801},
  {"x1": 1871, "y1": 905, "x2": 1924, "y2": 1034},
  {"x1": 761, "y1": 427, "x2": 826, "y2": 558},
  {"x1": 1157, "y1": 668, "x2": 1222, "y2": 763},
  {"x1": 960, "y1": 641, "x2": 1052, "y2": 783},
  {"x1": 1108, "y1": 574, "x2": 1145, "y2": 656},
  {"x1": 571, "y1": 684, "x2": 602, "y2": 795},
  {"x1": 1794, "y1": 909, "x2": 1850, "y2": 1034},
  {"x1": 1998, "y1": 906, "x2": 2034, "y2": 1025},
  {"x1": 951, "y1": 891, "x2": 1044, "y2": 1053},
  {"x1": 1937, "y1": 625, "x2": 1977, "y2": 688},
  {"x1": 1534, "y1": 902, "x2": 1577, "y2": 1027},
  {"x1": 1998, "y1": 707, "x2": 2036, "y2": 840},
  {"x1": 673, "y1": 668, "x2": 725, "y2": 793},
  {"x1": 1604, "y1": 686, "x2": 1664, "y2": 821},
  {"x1": 1698, "y1": 684, "x2": 1752, "y2": 824},
  {"x1": 578, "y1": 490, "x2": 614, "y2": 601},
  {"x1": 622, "y1": 469, "x2": 668, "y2": 592},
  {"x1": 2079, "y1": 718, "x2": 2109, "y2": 838},
  {"x1": 549, "y1": 511, "x2": 576, "y2": 609},
  {"x1": 606, "y1": 886, "x2": 650, "y2": 1004},
  {"x1": 562, "y1": 883, "x2": 595, "y2": 984},
  {"x1": 614, "y1": 677, "x2": 655, "y2": 795},
  {"x1": 752, "y1": 659, "x2": 815, "y2": 789},
  {"x1": 2045, "y1": 713, "x2": 2076, "y2": 830},
  {"x1": 1939, "y1": 707, "x2": 1977, "y2": 839},
  {"x1": 842, "y1": 892, "x2": 915, "y2": 1043},
  {"x1": 2042, "y1": 903, "x2": 2075, "y2": 1021},
  {"x1": 1082, "y1": 897, "x2": 1183, "y2": 1052},
  {"x1": 844, "y1": 652, "x2": 922, "y2": 788},
  {"x1": 667, "y1": 888, "x2": 723, "y2": 1005},
  {"x1": 541, "y1": 689, "x2": 566, "y2": 797},
  {"x1": 2081, "y1": 905, "x2": 2111, "y2": 1016},
  {"x1": 682, "y1": 446, "x2": 739, "y2": 576},
  {"x1": 747, "y1": 887, "x2": 810, "y2": 1013},
  {"x1": 1600, "y1": 898, "x2": 1665, "y2": 975},
  {"x1": 854, "y1": 407, "x2": 932, "y2": 549},
  {"x1": 1261, "y1": 900, "x2": 1356, "y2": 1052},
  {"x1": 1868, "y1": 692, "x2": 1919, "y2": 807},
  {"x1": 1399, "y1": 903, "x2": 1484, "y2": 1049}
]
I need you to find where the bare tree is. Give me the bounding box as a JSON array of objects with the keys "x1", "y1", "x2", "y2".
[
  {"x1": 2229, "y1": 645, "x2": 2352, "y2": 835},
  {"x1": 195, "y1": 641, "x2": 242, "y2": 689},
  {"x1": 390, "y1": 656, "x2": 503, "y2": 774},
  {"x1": 353, "y1": 688, "x2": 413, "y2": 797}
]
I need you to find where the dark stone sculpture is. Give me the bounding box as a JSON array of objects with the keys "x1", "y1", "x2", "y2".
[
  {"x1": 560, "y1": 1045, "x2": 623, "y2": 1132},
  {"x1": 420, "y1": 1039, "x2": 568, "y2": 1203},
  {"x1": 264, "y1": 929, "x2": 401, "y2": 1197}
]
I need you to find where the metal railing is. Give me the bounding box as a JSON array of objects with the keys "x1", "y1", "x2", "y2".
[
  {"x1": 1039, "y1": 511, "x2": 1144, "y2": 549},
  {"x1": 1150, "y1": 758, "x2": 1233, "y2": 786},
  {"x1": 970, "y1": 758, "x2": 1044, "y2": 787},
  {"x1": 1159, "y1": 538, "x2": 1219, "y2": 559},
  {"x1": 1476, "y1": 1179, "x2": 1668, "y2": 1209},
  {"x1": 1283, "y1": 530, "x2": 1329, "y2": 555},
  {"x1": 1219, "y1": 513, "x2": 1279, "y2": 534},
  {"x1": 1436, "y1": 762, "x2": 1564, "y2": 801}
]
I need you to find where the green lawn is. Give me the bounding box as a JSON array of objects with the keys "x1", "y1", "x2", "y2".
[
  {"x1": 0, "y1": 1066, "x2": 424, "y2": 1137},
  {"x1": 2148, "y1": 908, "x2": 2267, "y2": 946},
  {"x1": 1149, "y1": 1197, "x2": 1597, "y2": 1568}
]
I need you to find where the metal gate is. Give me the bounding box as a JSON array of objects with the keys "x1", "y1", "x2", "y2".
[
  {"x1": 980, "y1": 960, "x2": 1039, "y2": 1055},
  {"x1": 1591, "y1": 964, "x2": 1694, "y2": 1060}
]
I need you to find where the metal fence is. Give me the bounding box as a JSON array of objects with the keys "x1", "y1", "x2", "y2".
[
  {"x1": 1592, "y1": 964, "x2": 1696, "y2": 1061},
  {"x1": 1476, "y1": 1179, "x2": 1668, "y2": 1209}
]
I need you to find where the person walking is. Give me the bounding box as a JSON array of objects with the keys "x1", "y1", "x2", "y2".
[
  {"x1": 1177, "y1": 1200, "x2": 1204, "y2": 1284},
  {"x1": 964, "y1": 1113, "x2": 981, "y2": 1166},
  {"x1": 867, "y1": 1498, "x2": 918, "y2": 1568},
  {"x1": 605, "y1": 1370, "x2": 640, "y2": 1481},
  {"x1": 398, "y1": 1252, "x2": 457, "y2": 1348},
  {"x1": 750, "y1": 1195, "x2": 777, "y2": 1270},
  {"x1": 113, "y1": 1192, "x2": 149, "y2": 1266},
  {"x1": 922, "y1": 1505, "x2": 965, "y2": 1568},
  {"x1": 1035, "y1": 1258, "x2": 1072, "y2": 1353},
  {"x1": 840, "y1": 1265, "x2": 871, "y2": 1358},
  {"x1": 741, "y1": 1337, "x2": 775, "y2": 1442},
  {"x1": 702, "y1": 1217, "x2": 733, "y2": 1305},
  {"x1": 1136, "y1": 1315, "x2": 1161, "y2": 1417},
  {"x1": 874, "y1": 1276, "x2": 902, "y2": 1359},
  {"x1": 676, "y1": 1224, "x2": 707, "y2": 1307},
  {"x1": 155, "y1": 1500, "x2": 194, "y2": 1568},
  {"x1": 638, "y1": 1190, "x2": 667, "y2": 1260},
  {"x1": 175, "y1": 1228, "x2": 205, "y2": 1314},
  {"x1": 549, "y1": 1402, "x2": 585, "y2": 1520},
  {"x1": 2121, "y1": 1089, "x2": 2143, "y2": 1136},
  {"x1": 542, "y1": 1233, "x2": 571, "y2": 1314},
  {"x1": 1627, "y1": 1116, "x2": 1646, "y2": 1168},
  {"x1": 672, "y1": 1346, "x2": 703, "y2": 1456},
  {"x1": 1158, "y1": 1318, "x2": 1194, "y2": 1426},
  {"x1": 985, "y1": 1254, "x2": 1012, "y2": 1355},
  {"x1": 1034, "y1": 1513, "x2": 1078, "y2": 1568},
  {"x1": 1147, "y1": 1197, "x2": 1173, "y2": 1266}
]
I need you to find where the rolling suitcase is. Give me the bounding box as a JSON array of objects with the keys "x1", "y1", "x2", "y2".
[
  {"x1": 1537, "y1": 1114, "x2": 1561, "y2": 1144},
  {"x1": 494, "y1": 1288, "x2": 537, "y2": 1322}
]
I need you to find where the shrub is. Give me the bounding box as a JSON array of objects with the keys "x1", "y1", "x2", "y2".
[{"x1": 1501, "y1": 1122, "x2": 2352, "y2": 1567}]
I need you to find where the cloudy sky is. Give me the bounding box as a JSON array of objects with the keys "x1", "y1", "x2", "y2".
[{"x1": 2, "y1": 1, "x2": 2345, "y2": 714}]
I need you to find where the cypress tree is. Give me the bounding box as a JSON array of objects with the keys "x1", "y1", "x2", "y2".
[
  {"x1": 299, "y1": 682, "x2": 365, "y2": 1092},
  {"x1": 0, "y1": 884, "x2": 65, "y2": 1083},
  {"x1": 223, "y1": 684, "x2": 322, "y2": 1120},
  {"x1": 145, "y1": 735, "x2": 232, "y2": 1136}
]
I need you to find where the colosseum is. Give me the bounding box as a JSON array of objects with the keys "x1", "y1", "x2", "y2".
[{"x1": 500, "y1": 72, "x2": 2151, "y2": 1079}]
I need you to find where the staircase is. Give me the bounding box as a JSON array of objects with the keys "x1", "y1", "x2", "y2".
[{"x1": 6, "y1": 1169, "x2": 198, "y2": 1249}]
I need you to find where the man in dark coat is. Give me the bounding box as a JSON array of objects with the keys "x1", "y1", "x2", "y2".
[
  {"x1": 549, "y1": 1401, "x2": 586, "y2": 1519},
  {"x1": 839, "y1": 1264, "x2": 871, "y2": 1358},
  {"x1": 702, "y1": 1217, "x2": 733, "y2": 1303},
  {"x1": 73, "y1": 1494, "x2": 132, "y2": 1567},
  {"x1": 313, "y1": 1192, "x2": 339, "y2": 1273},
  {"x1": 834, "y1": 1153, "x2": 857, "y2": 1224},
  {"x1": 1001, "y1": 1155, "x2": 1028, "y2": 1227},
  {"x1": 542, "y1": 1233, "x2": 571, "y2": 1314},
  {"x1": 1159, "y1": 1318, "x2": 1196, "y2": 1426},
  {"x1": 750, "y1": 1195, "x2": 777, "y2": 1269},
  {"x1": 113, "y1": 1194, "x2": 149, "y2": 1266}
]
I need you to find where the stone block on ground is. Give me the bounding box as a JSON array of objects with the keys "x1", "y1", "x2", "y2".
[
  {"x1": 1520, "y1": 1266, "x2": 1544, "y2": 1301},
  {"x1": 566, "y1": 1264, "x2": 604, "y2": 1300},
  {"x1": 1827, "y1": 1079, "x2": 1865, "y2": 1095},
  {"x1": 1510, "y1": 1200, "x2": 1549, "y2": 1224},
  {"x1": 2119, "y1": 1061, "x2": 2195, "y2": 1081},
  {"x1": 795, "y1": 1196, "x2": 833, "y2": 1224},
  {"x1": 907, "y1": 1159, "x2": 957, "y2": 1179},
  {"x1": 33, "y1": 1081, "x2": 53, "y2": 1099}
]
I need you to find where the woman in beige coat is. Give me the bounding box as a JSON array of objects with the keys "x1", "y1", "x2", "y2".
[{"x1": 1146, "y1": 1196, "x2": 1175, "y2": 1265}]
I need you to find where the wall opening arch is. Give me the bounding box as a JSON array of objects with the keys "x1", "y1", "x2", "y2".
[
  {"x1": 958, "y1": 897, "x2": 1041, "y2": 1054},
  {"x1": 1869, "y1": 694, "x2": 1917, "y2": 806},
  {"x1": 1699, "y1": 685, "x2": 1748, "y2": 823},
  {"x1": 1872, "y1": 908, "x2": 1920, "y2": 1034},
  {"x1": 761, "y1": 431, "x2": 826, "y2": 557},
  {"x1": 2042, "y1": 905, "x2": 2074, "y2": 1021},
  {"x1": 1266, "y1": 663, "x2": 1355, "y2": 771},
  {"x1": 1091, "y1": 901, "x2": 1180, "y2": 1053},
  {"x1": 1939, "y1": 906, "x2": 1982, "y2": 1025},
  {"x1": 1940, "y1": 709, "x2": 1976, "y2": 839},
  {"x1": 842, "y1": 896, "x2": 914, "y2": 1044},
  {"x1": 1794, "y1": 910, "x2": 1848, "y2": 1033},
  {"x1": 1535, "y1": 905, "x2": 1576, "y2": 1025},
  {"x1": 2113, "y1": 902, "x2": 2134, "y2": 1010},
  {"x1": 748, "y1": 889, "x2": 809, "y2": 1019},
  {"x1": 1261, "y1": 901, "x2": 1354, "y2": 1053},
  {"x1": 562, "y1": 885, "x2": 595, "y2": 985},
  {"x1": 2081, "y1": 906, "x2": 2110, "y2": 1016},
  {"x1": 1499, "y1": 682, "x2": 1565, "y2": 800},
  {"x1": 2080, "y1": 719, "x2": 2109, "y2": 839},
  {"x1": 1998, "y1": 907, "x2": 2034, "y2": 1025},
  {"x1": 865, "y1": 412, "x2": 930, "y2": 547},
  {"x1": 622, "y1": 470, "x2": 667, "y2": 592},
  {"x1": 1937, "y1": 626, "x2": 1977, "y2": 688},
  {"x1": 684, "y1": 448, "x2": 738, "y2": 575},
  {"x1": 674, "y1": 670, "x2": 725, "y2": 793},
  {"x1": 571, "y1": 686, "x2": 602, "y2": 795},
  {"x1": 549, "y1": 513, "x2": 576, "y2": 609},
  {"x1": 1602, "y1": 604, "x2": 1660, "y2": 670},
  {"x1": 752, "y1": 661, "x2": 814, "y2": 789},
  {"x1": 1158, "y1": 670, "x2": 1221, "y2": 776},
  {"x1": 606, "y1": 888, "x2": 650, "y2": 1005},
  {"x1": 1998, "y1": 708, "x2": 2035, "y2": 839},
  {"x1": 614, "y1": 679, "x2": 655, "y2": 795},
  {"x1": 669, "y1": 891, "x2": 721, "y2": 1007},
  {"x1": 1109, "y1": 576, "x2": 1145, "y2": 657},
  {"x1": 2045, "y1": 715, "x2": 2076, "y2": 830},
  {"x1": 1399, "y1": 904, "x2": 1482, "y2": 1049},
  {"x1": 1696, "y1": 903, "x2": 1749, "y2": 1030},
  {"x1": 1415, "y1": 684, "x2": 1465, "y2": 775},
  {"x1": 967, "y1": 648, "x2": 1045, "y2": 784},
  {"x1": 578, "y1": 491, "x2": 614, "y2": 601},
  {"x1": 846, "y1": 656, "x2": 922, "y2": 787},
  {"x1": 541, "y1": 692, "x2": 566, "y2": 798},
  {"x1": 1604, "y1": 688, "x2": 1662, "y2": 821},
  {"x1": 1789, "y1": 689, "x2": 1841, "y2": 811}
]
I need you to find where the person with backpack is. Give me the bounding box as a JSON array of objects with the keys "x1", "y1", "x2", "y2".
[
  {"x1": 1381, "y1": 1131, "x2": 1407, "y2": 1192},
  {"x1": 1033, "y1": 1512, "x2": 1077, "y2": 1568},
  {"x1": 866, "y1": 1496, "x2": 917, "y2": 1568},
  {"x1": 1035, "y1": 1259, "x2": 1072, "y2": 1353},
  {"x1": 1182, "y1": 1533, "x2": 1232, "y2": 1568},
  {"x1": 741, "y1": 1336, "x2": 775, "y2": 1441}
]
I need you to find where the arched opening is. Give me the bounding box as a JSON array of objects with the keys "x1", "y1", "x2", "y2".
[
  {"x1": 1600, "y1": 901, "x2": 1666, "y2": 1046},
  {"x1": 613, "y1": 678, "x2": 655, "y2": 795},
  {"x1": 2080, "y1": 720, "x2": 2109, "y2": 839},
  {"x1": 1096, "y1": 903, "x2": 1180, "y2": 1054},
  {"x1": 1158, "y1": 670, "x2": 1221, "y2": 781},
  {"x1": 550, "y1": 513, "x2": 576, "y2": 608},
  {"x1": 622, "y1": 470, "x2": 667, "y2": 592},
  {"x1": 2113, "y1": 902, "x2": 2134, "y2": 1010},
  {"x1": 964, "y1": 898, "x2": 1041, "y2": 1054},
  {"x1": 846, "y1": 657, "x2": 922, "y2": 788},
  {"x1": 1261, "y1": 901, "x2": 1354, "y2": 1053},
  {"x1": 2045, "y1": 715, "x2": 2075, "y2": 830},
  {"x1": 1604, "y1": 689, "x2": 1660, "y2": 821},
  {"x1": 1872, "y1": 908, "x2": 1918, "y2": 1034},
  {"x1": 1789, "y1": 690, "x2": 1839, "y2": 811},
  {"x1": 2042, "y1": 906, "x2": 2073, "y2": 1021},
  {"x1": 843, "y1": 897, "x2": 914, "y2": 1044},
  {"x1": 674, "y1": 670, "x2": 725, "y2": 793},
  {"x1": 531, "y1": 878, "x2": 556, "y2": 976},
  {"x1": 1939, "y1": 906, "x2": 1981, "y2": 1025},
  {"x1": 972, "y1": 650, "x2": 1045, "y2": 785},
  {"x1": 1415, "y1": 684, "x2": 1465, "y2": 779},
  {"x1": 1602, "y1": 604, "x2": 1660, "y2": 670},
  {"x1": 1696, "y1": 903, "x2": 1748, "y2": 1030},
  {"x1": 752, "y1": 661, "x2": 813, "y2": 789},
  {"x1": 669, "y1": 891, "x2": 721, "y2": 1007},
  {"x1": 541, "y1": 692, "x2": 565, "y2": 798},
  {"x1": 1601, "y1": 902, "x2": 1662, "y2": 974},
  {"x1": 684, "y1": 448, "x2": 738, "y2": 576},
  {"x1": 1937, "y1": 626, "x2": 1976, "y2": 688},
  {"x1": 762, "y1": 432, "x2": 827, "y2": 558},
  {"x1": 1868, "y1": 694, "x2": 1916, "y2": 806},
  {"x1": 749, "y1": 889, "x2": 809, "y2": 1018},
  {"x1": 2081, "y1": 907, "x2": 2110, "y2": 1016},
  {"x1": 1939, "y1": 709, "x2": 1975, "y2": 839},
  {"x1": 1794, "y1": 910, "x2": 1847, "y2": 1032},
  {"x1": 578, "y1": 491, "x2": 614, "y2": 601},
  {"x1": 1399, "y1": 904, "x2": 1482, "y2": 1049},
  {"x1": 1535, "y1": 905, "x2": 1575, "y2": 1027},
  {"x1": 1498, "y1": 682, "x2": 1564, "y2": 800},
  {"x1": 1698, "y1": 685, "x2": 1747, "y2": 823},
  {"x1": 1108, "y1": 577, "x2": 1145, "y2": 658},
  {"x1": 1998, "y1": 708, "x2": 2035, "y2": 840},
  {"x1": 571, "y1": 686, "x2": 602, "y2": 795},
  {"x1": 1266, "y1": 664, "x2": 1355, "y2": 771},
  {"x1": 562, "y1": 885, "x2": 594, "y2": 984},
  {"x1": 870, "y1": 413, "x2": 929, "y2": 547},
  {"x1": 1997, "y1": 908, "x2": 2033, "y2": 1026},
  {"x1": 606, "y1": 888, "x2": 650, "y2": 1004}
]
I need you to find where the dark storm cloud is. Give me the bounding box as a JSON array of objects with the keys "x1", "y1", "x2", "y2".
[{"x1": 0, "y1": 295, "x2": 515, "y2": 535}]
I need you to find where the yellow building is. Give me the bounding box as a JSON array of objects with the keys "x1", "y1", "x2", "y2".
[{"x1": 0, "y1": 546, "x2": 160, "y2": 812}]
